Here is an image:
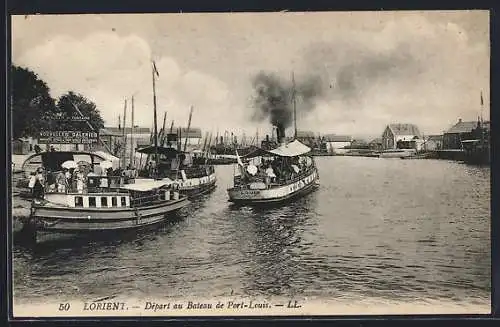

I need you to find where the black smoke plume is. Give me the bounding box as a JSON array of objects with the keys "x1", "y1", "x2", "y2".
[{"x1": 250, "y1": 71, "x2": 324, "y2": 130}]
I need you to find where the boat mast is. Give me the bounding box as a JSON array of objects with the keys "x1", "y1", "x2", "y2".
[
  {"x1": 121, "y1": 99, "x2": 127, "y2": 170},
  {"x1": 130, "y1": 95, "x2": 135, "y2": 167},
  {"x1": 292, "y1": 71, "x2": 297, "y2": 140},
  {"x1": 160, "y1": 111, "x2": 167, "y2": 146},
  {"x1": 183, "y1": 106, "x2": 193, "y2": 152},
  {"x1": 152, "y1": 61, "x2": 159, "y2": 179}
]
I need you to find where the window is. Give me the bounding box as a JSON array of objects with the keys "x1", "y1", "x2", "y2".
[
  {"x1": 111, "y1": 197, "x2": 117, "y2": 207},
  {"x1": 121, "y1": 197, "x2": 127, "y2": 206},
  {"x1": 101, "y1": 197, "x2": 108, "y2": 207},
  {"x1": 75, "y1": 196, "x2": 83, "y2": 207},
  {"x1": 88, "y1": 197, "x2": 96, "y2": 207}
]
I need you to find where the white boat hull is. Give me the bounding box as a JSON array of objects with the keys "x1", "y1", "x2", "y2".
[{"x1": 227, "y1": 169, "x2": 319, "y2": 205}]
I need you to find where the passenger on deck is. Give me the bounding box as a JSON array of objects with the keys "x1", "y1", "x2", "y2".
[
  {"x1": 100, "y1": 169, "x2": 108, "y2": 188},
  {"x1": 75, "y1": 168, "x2": 85, "y2": 194},
  {"x1": 56, "y1": 170, "x2": 66, "y2": 193},
  {"x1": 33, "y1": 168, "x2": 45, "y2": 199}
]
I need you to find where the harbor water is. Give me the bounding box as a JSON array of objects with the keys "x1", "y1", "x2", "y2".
[{"x1": 12, "y1": 157, "x2": 491, "y2": 309}]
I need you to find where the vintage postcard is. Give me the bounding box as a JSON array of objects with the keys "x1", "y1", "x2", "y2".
[{"x1": 9, "y1": 11, "x2": 491, "y2": 318}]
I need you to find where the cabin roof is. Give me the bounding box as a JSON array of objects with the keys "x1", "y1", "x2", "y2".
[
  {"x1": 243, "y1": 140, "x2": 311, "y2": 158},
  {"x1": 136, "y1": 145, "x2": 184, "y2": 157},
  {"x1": 387, "y1": 124, "x2": 421, "y2": 137},
  {"x1": 369, "y1": 138, "x2": 383, "y2": 144},
  {"x1": 120, "y1": 179, "x2": 173, "y2": 192}
]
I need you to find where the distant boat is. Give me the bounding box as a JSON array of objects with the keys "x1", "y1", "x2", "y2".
[{"x1": 137, "y1": 145, "x2": 217, "y2": 198}]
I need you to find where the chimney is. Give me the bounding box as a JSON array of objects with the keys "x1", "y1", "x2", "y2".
[
  {"x1": 266, "y1": 134, "x2": 269, "y2": 142},
  {"x1": 458, "y1": 118, "x2": 462, "y2": 123}
]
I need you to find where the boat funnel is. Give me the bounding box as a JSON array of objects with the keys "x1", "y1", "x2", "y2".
[{"x1": 275, "y1": 123, "x2": 286, "y2": 145}]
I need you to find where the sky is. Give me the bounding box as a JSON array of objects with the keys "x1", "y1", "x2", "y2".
[{"x1": 11, "y1": 11, "x2": 490, "y2": 140}]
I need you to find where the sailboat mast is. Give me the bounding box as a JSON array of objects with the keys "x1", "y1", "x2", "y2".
[
  {"x1": 130, "y1": 95, "x2": 135, "y2": 167},
  {"x1": 183, "y1": 106, "x2": 193, "y2": 152},
  {"x1": 292, "y1": 71, "x2": 297, "y2": 140},
  {"x1": 121, "y1": 99, "x2": 127, "y2": 169},
  {"x1": 152, "y1": 61, "x2": 159, "y2": 178}
]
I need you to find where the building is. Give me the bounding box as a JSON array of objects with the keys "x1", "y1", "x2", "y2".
[
  {"x1": 322, "y1": 134, "x2": 352, "y2": 154},
  {"x1": 381, "y1": 123, "x2": 422, "y2": 150},
  {"x1": 423, "y1": 135, "x2": 443, "y2": 151},
  {"x1": 442, "y1": 118, "x2": 490, "y2": 150}
]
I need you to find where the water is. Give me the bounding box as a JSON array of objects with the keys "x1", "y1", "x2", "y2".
[{"x1": 12, "y1": 157, "x2": 491, "y2": 307}]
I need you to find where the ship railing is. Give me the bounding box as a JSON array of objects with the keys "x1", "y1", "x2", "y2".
[
  {"x1": 130, "y1": 190, "x2": 180, "y2": 206},
  {"x1": 234, "y1": 165, "x2": 316, "y2": 189},
  {"x1": 42, "y1": 174, "x2": 132, "y2": 194}
]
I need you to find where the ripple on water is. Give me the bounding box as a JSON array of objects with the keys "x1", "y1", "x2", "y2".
[{"x1": 12, "y1": 159, "x2": 491, "y2": 306}]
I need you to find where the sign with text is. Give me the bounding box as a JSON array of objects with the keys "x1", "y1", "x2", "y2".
[{"x1": 38, "y1": 131, "x2": 99, "y2": 144}]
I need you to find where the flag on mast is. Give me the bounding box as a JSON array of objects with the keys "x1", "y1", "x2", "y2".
[{"x1": 152, "y1": 61, "x2": 160, "y2": 78}]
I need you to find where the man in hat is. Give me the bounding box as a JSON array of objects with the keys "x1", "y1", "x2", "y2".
[{"x1": 33, "y1": 167, "x2": 45, "y2": 199}]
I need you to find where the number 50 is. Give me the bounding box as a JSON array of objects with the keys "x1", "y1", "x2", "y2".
[{"x1": 58, "y1": 303, "x2": 70, "y2": 311}]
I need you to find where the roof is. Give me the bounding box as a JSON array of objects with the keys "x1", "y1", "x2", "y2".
[
  {"x1": 243, "y1": 140, "x2": 311, "y2": 158},
  {"x1": 445, "y1": 120, "x2": 490, "y2": 134},
  {"x1": 120, "y1": 179, "x2": 173, "y2": 192},
  {"x1": 173, "y1": 127, "x2": 203, "y2": 138},
  {"x1": 99, "y1": 128, "x2": 123, "y2": 137},
  {"x1": 323, "y1": 134, "x2": 352, "y2": 142},
  {"x1": 369, "y1": 138, "x2": 382, "y2": 144},
  {"x1": 105, "y1": 127, "x2": 151, "y2": 134},
  {"x1": 387, "y1": 124, "x2": 421, "y2": 137}
]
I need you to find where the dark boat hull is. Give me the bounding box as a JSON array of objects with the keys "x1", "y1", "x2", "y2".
[{"x1": 21, "y1": 197, "x2": 189, "y2": 244}]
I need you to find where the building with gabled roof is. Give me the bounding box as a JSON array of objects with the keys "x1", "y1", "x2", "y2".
[
  {"x1": 381, "y1": 123, "x2": 422, "y2": 150},
  {"x1": 442, "y1": 118, "x2": 490, "y2": 149}
]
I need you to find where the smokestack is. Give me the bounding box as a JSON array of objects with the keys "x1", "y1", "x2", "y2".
[{"x1": 275, "y1": 123, "x2": 286, "y2": 144}]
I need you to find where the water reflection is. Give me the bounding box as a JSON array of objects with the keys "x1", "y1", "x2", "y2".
[{"x1": 230, "y1": 193, "x2": 318, "y2": 297}]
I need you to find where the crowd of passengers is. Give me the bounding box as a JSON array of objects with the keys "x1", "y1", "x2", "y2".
[
  {"x1": 28, "y1": 164, "x2": 137, "y2": 199},
  {"x1": 241, "y1": 156, "x2": 311, "y2": 184}
]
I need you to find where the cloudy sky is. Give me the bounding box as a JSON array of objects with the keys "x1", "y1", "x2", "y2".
[{"x1": 12, "y1": 11, "x2": 489, "y2": 139}]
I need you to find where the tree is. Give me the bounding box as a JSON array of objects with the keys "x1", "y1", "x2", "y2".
[
  {"x1": 55, "y1": 91, "x2": 105, "y2": 132},
  {"x1": 11, "y1": 65, "x2": 56, "y2": 139}
]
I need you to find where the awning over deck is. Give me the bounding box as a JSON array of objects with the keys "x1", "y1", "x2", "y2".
[{"x1": 242, "y1": 140, "x2": 311, "y2": 158}]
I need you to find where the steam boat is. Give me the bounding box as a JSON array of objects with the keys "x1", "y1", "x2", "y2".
[{"x1": 227, "y1": 124, "x2": 319, "y2": 205}]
